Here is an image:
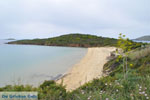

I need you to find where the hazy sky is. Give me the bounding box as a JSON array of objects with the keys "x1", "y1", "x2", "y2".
[{"x1": 0, "y1": 0, "x2": 150, "y2": 39}]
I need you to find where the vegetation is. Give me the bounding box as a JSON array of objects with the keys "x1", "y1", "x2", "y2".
[
  {"x1": 68, "y1": 45, "x2": 150, "y2": 100},
  {"x1": 0, "y1": 80, "x2": 67, "y2": 100},
  {"x1": 8, "y1": 34, "x2": 145, "y2": 48},
  {"x1": 8, "y1": 34, "x2": 118, "y2": 47},
  {"x1": 116, "y1": 33, "x2": 133, "y2": 79},
  {"x1": 67, "y1": 34, "x2": 150, "y2": 100},
  {"x1": 1, "y1": 34, "x2": 150, "y2": 100}
]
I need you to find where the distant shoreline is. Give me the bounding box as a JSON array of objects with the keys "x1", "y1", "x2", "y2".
[
  {"x1": 5, "y1": 38, "x2": 15, "y2": 40},
  {"x1": 6, "y1": 43, "x2": 88, "y2": 49},
  {"x1": 7, "y1": 34, "x2": 118, "y2": 48}
]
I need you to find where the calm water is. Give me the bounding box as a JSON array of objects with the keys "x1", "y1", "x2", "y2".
[
  {"x1": 0, "y1": 40, "x2": 87, "y2": 87},
  {"x1": 133, "y1": 40, "x2": 150, "y2": 43}
]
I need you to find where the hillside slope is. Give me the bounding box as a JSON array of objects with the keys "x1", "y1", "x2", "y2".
[{"x1": 136, "y1": 35, "x2": 150, "y2": 41}]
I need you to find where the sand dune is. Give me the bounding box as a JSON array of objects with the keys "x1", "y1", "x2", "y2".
[{"x1": 57, "y1": 47, "x2": 116, "y2": 91}]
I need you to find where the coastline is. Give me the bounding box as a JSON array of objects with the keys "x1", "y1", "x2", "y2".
[
  {"x1": 0, "y1": 41, "x2": 88, "y2": 87},
  {"x1": 56, "y1": 47, "x2": 116, "y2": 91}
]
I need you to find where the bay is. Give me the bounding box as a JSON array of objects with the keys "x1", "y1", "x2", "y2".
[{"x1": 0, "y1": 40, "x2": 87, "y2": 87}]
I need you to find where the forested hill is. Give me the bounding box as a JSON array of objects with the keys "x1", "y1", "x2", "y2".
[{"x1": 8, "y1": 34, "x2": 118, "y2": 47}]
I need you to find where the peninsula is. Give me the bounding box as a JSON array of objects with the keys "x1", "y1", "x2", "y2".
[{"x1": 7, "y1": 34, "x2": 117, "y2": 47}]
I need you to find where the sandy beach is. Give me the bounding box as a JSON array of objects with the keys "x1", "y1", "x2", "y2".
[{"x1": 57, "y1": 47, "x2": 116, "y2": 91}]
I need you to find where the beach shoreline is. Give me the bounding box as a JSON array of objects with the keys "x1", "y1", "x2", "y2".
[{"x1": 56, "y1": 47, "x2": 116, "y2": 91}]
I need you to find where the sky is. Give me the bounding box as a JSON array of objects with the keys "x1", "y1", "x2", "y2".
[{"x1": 0, "y1": 0, "x2": 150, "y2": 39}]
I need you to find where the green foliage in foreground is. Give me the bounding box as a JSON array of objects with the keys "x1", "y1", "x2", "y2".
[
  {"x1": 8, "y1": 34, "x2": 118, "y2": 47},
  {"x1": 0, "y1": 80, "x2": 67, "y2": 100},
  {"x1": 1, "y1": 46, "x2": 150, "y2": 100},
  {"x1": 69, "y1": 49, "x2": 150, "y2": 100}
]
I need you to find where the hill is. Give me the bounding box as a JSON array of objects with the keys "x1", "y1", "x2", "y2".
[
  {"x1": 6, "y1": 38, "x2": 15, "y2": 40},
  {"x1": 7, "y1": 34, "x2": 118, "y2": 47},
  {"x1": 136, "y1": 35, "x2": 150, "y2": 41}
]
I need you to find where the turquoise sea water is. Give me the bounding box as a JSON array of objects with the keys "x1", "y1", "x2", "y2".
[{"x1": 0, "y1": 40, "x2": 87, "y2": 87}]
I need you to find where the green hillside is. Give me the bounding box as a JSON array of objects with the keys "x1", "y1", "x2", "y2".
[
  {"x1": 136, "y1": 35, "x2": 150, "y2": 41},
  {"x1": 8, "y1": 34, "x2": 118, "y2": 47}
]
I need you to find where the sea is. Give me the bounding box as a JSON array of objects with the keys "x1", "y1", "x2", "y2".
[
  {"x1": 132, "y1": 40, "x2": 150, "y2": 43},
  {"x1": 0, "y1": 40, "x2": 87, "y2": 87}
]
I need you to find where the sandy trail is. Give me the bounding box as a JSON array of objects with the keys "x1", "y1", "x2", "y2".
[{"x1": 57, "y1": 47, "x2": 116, "y2": 91}]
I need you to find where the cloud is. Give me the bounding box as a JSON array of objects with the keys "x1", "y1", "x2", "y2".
[{"x1": 0, "y1": 0, "x2": 150, "y2": 39}]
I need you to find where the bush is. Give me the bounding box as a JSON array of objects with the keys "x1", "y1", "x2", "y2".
[{"x1": 38, "y1": 80, "x2": 67, "y2": 100}]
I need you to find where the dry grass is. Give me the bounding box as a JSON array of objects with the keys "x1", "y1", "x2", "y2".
[{"x1": 129, "y1": 45, "x2": 150, "y2": 60}]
